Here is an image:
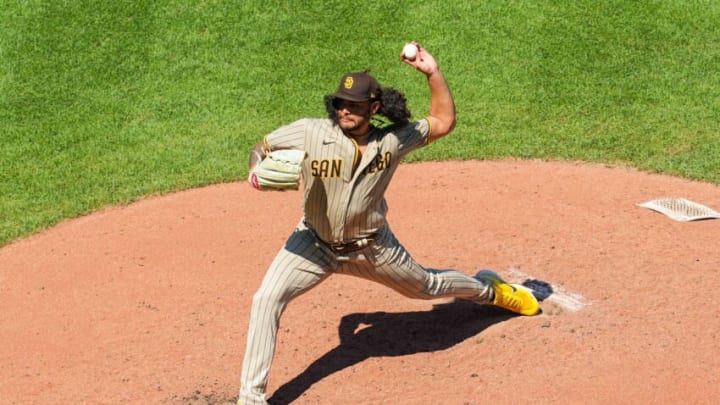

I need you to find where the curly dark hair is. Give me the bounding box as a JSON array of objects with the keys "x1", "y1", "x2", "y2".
[{"x1": 324, "y1": 86, "x2": 411, "y2": 128}]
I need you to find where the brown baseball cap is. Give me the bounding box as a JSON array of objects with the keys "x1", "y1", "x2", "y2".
[{"x1": 332, "y1": 71, "x2": 380, "y2": 102}]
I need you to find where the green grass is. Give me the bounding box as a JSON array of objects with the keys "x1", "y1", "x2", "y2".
[{"x1": 2, "y1": 0, "x2": 719, "y2": 246}]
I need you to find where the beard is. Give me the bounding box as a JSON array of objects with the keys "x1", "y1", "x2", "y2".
[
  {"x1": 339, "y1": 117, "x2": 362, "y2": 133},
  {"x1": 338, "y1": 112, "x2": 372, "y2": 136}
]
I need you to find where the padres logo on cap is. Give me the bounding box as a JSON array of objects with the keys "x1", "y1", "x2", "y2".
[{"x1": 343, "y1": 76, "x2": 354, "y2": 89}]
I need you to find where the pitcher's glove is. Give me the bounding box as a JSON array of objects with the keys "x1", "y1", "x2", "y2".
[{"x1": 249, "y1": 149, "x2": 306, "y2": 190}]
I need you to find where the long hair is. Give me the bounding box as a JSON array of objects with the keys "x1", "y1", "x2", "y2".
[{"x1": 324, "y1": 86, "x2": 411, "y2": 127}]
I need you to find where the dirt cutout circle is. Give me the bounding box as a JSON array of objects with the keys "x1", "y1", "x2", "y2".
[{"x1": 1, "y1": 160, "x2": 719, "y2": 404}]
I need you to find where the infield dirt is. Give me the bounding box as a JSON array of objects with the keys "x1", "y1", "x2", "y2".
[{"x1": 1, "y1": 160, "x2": 719, "y2": 404}]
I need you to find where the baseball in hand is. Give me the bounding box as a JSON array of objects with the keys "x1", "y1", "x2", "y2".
[{"x1": 403, "y1": 43, "x2": 418, "y2": 61}]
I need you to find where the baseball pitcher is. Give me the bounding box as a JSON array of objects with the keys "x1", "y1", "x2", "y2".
[{"x1": 238, "y1": 42, "x2": 540, "y2": 405}]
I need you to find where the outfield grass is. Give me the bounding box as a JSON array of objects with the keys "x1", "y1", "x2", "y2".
[{"x1": 1, "y1": 0, "x2": 719, "y2": 246}]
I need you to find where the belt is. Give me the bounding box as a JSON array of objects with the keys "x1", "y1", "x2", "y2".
[
  {"x1": 302, "y1": 220, "x2": 377, "y2": 254},
  {"x1": 327, "y1": 236, "x2": 376, "y2": 253}
]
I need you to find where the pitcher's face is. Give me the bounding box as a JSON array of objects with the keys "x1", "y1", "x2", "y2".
[{"x1": 334, "y1": 99, "x2": 379, "y2": 135}]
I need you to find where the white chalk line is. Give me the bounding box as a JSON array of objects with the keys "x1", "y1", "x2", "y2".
[{"x1": 508, "y1": 266, "x2": 589, "y2": 312}]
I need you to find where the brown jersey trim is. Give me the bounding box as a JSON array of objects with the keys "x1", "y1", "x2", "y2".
[
  {"x1": 349, "y1": 137, "x2": 361, "y2": 175},
  {"x1": 424, "y1": 117, "x2": 432, "y2": 145},
  {"x1": 261, "y1": 137, "x2": 272, "y2": 152}
]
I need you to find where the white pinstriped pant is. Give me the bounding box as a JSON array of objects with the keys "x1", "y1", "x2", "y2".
[{"x1": 238, "y1": 221, "x2": 492, "y2": 405}]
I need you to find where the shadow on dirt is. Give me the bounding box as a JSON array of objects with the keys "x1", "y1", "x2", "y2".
[{"x1": 268, "y1": 300, "x2": 517, "y2": 405}]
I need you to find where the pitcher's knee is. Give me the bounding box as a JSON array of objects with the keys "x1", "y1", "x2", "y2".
[{"x1": 251, "y1": 288, "x2": 286, "y2": 309}]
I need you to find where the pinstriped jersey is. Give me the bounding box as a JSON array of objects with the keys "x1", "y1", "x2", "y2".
[{"x1": 264, "y1": 118, "x2": 430, "y2": 243}]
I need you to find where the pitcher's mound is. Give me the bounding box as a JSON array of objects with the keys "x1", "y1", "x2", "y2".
[{"x1": 1, "y1": 160, "x2": 719, "y2": 404}]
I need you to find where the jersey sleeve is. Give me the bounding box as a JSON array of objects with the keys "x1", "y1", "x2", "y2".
[
  {"x1": 395, "y1": 118, "x2": 431, "y2": 157},
  {"x1": 263, "y1": 118, "x2": 309, "y2": 151}
]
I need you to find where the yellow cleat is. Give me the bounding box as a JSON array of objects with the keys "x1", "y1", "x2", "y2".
[{"x1": 476, "y1": 270, "x2": 540, "y2": 316}]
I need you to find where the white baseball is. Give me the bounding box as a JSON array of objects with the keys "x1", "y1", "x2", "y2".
[{"x1": 403, "y1": 43, "x2": 418, "y2": 60}]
